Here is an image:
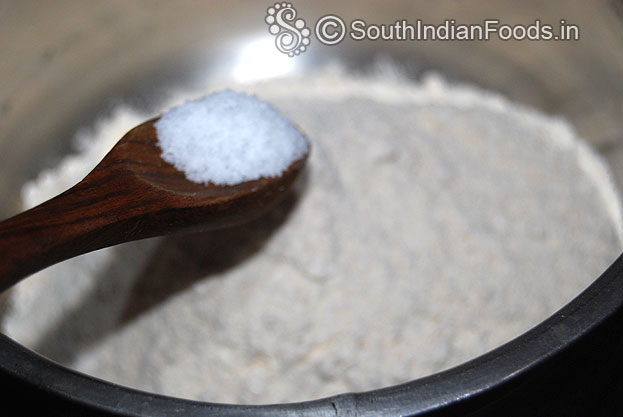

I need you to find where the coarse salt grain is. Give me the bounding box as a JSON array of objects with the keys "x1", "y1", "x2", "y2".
[{"x1": 155, "y1": 90, "x2": 309, "y2": 186}]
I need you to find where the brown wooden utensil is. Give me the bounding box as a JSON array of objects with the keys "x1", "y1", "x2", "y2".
[{"x1": 0, "y1": 118, "x2": 307, "y2": 292}]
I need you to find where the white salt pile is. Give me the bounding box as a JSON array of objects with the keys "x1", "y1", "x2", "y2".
[
  {"x1": 2, "y1": 68, "x2": 621, "y2": 405},
  {"x1": 155, "y1": 90, "x2": 309, "y2": 185}
]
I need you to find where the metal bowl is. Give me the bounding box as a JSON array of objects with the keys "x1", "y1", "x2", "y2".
[{"x1": 1, "y1": 1, "x2": 622, "y2": 415}]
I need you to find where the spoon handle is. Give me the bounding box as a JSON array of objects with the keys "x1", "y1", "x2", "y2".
[{"x1": 0, "y1": 172, "x2": 141, "y2": 292}]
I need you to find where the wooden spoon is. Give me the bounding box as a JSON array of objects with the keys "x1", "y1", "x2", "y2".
[{"x1": 0, "y1": 118, "x2": 308, "y2": 292}]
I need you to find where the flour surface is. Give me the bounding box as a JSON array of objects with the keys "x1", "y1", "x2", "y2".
[{"x1": 3, "y1": 69, "x2": 621, "y2": 404}]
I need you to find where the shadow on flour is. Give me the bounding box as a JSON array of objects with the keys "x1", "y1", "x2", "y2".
[{"x1": 32, "y1": 171, "x2": 309, "y2": 366}]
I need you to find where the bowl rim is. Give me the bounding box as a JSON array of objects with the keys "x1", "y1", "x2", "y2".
[{"x1": 1, "y1": 253, "x2": 622, "y2": 416}]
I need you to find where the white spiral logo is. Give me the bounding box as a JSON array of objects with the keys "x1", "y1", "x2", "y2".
[{"x1": 265, "y1": 2, "x2": 311, "y2": 57}]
